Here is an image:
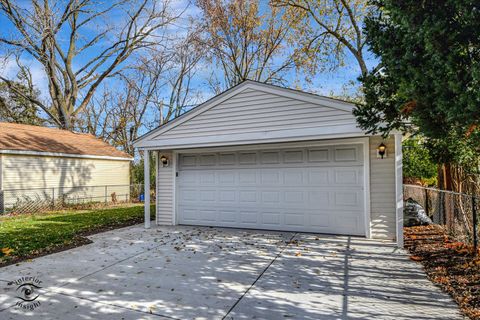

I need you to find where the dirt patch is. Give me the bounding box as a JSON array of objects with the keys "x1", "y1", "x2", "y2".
[{"x1": 404, "y1": 225, "x2": 480, "y2": 319}]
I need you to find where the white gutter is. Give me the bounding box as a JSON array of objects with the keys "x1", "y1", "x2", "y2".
[{"x1": 0, "y1": 149, "x2": 133, "y2": 161}]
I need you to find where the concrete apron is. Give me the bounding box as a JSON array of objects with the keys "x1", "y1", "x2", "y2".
[{"x1": 0, "y1": 225, "x2": 464, "y2": 320}]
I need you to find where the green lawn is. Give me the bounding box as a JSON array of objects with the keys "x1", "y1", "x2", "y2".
[{"x1": 0, "y1": 204, "x2": 154, "y2": 265}]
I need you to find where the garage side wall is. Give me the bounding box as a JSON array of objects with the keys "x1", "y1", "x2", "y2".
[
  {"x1": 369, "y1": 135, "x2": 396, "y2": 240},
  {"x1": 156, "y1": 151, "x2": 175, "y2": 225},
  {"x1": 1, "y1": 155, "x2": 130, "y2": 207}
]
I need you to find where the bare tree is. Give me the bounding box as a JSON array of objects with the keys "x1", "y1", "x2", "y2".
[
  {"x1": 163, "y1": 31, "x2": 204, "y2": 121},
  {"x1": 196, "y1": 0, "x2": 302, "y2": 89},
  {"x1": 273, "y1": 0, "x2": 370, "y2": 77},
  {"x1": 0, "y1": 54, "x2": 43, "y2": 124},
  {"x1": 78, "y1": 31, "x2": 204, "y2": 155},
  {"x1": 0, "y1": 0, "x2": 178, "y2": 129}
]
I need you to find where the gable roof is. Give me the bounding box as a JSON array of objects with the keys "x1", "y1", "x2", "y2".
[
  {"x1": 0, "y1": 122, "x2": 132, "y2": 160},
  {"x1": 134, "y1": 80, "x2": 366, "y2": 149}
]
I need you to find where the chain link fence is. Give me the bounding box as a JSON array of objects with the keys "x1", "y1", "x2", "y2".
[
  {"x1": 0, "y1": 184, "x2": 152, "y2": 214},
  {"x1": 404, "y1": 184, "x2": 479, "y2": 251}
]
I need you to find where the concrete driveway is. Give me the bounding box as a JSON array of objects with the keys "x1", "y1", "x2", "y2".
[{"x1": 0, "y1": 225, "x2": 463, "y2": 320}]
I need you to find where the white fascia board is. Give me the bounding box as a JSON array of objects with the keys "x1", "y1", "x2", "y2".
[
  {"x1": 133, "y1": 81, "x2": 358, "y2": 148},
  {"x1": 138, "y1": 131, "x2": 372, "y2": 151},
  {"x1": 0, "y1": 149, "x2": 133, "y2": 161},
  {"x1": 172, "y1": 136, "x2": 369, "y2": 154},
  {"x1": 136, "y1": 122, "x2": 366, "y2": 149}
]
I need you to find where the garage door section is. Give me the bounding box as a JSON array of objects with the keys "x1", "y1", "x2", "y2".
[{"x1": 177, "y1": 145, "x2": 365, "y2": 235}]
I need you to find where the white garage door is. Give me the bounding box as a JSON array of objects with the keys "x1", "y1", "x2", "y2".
[{"x1": 177, "y1": 144, "x2": 366, "y2": 235}]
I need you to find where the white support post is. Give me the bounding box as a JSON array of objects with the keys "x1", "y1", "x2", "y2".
[
  {"x1": 144, "y1": 149, "x2": 151, "y2": 229},
  {"x1": 394, "y1": 134, "x2": 404, "y2": 247},
  {"x1": 155, "y1": 151, "x2": 158, "y2": 226}
]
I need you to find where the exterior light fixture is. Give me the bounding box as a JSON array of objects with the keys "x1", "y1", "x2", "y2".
[
  {"x1": 160, "y1": 155, "x2": 169, "y2": 167},
  {"x1": 377, "y1": 142, "x2": 387, "y2": 159}
]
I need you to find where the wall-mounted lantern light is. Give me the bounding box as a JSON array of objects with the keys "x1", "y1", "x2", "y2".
[
  {"x1": 160, "y1": 155, "x2": 169, "y2": 167},
  {"x1": 377, "y1": 142, "x2": 387, "y2": 159}
]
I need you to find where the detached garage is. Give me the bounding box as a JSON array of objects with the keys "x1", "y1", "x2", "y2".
[{"x1": 134, "y1": 81, "x2": 403, "y2": 246}]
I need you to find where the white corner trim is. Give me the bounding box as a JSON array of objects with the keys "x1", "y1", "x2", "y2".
[
  {"x1": 394, "y1": 134, "x2": 404, "y2": 247},
  {"x1": 155, "y1": 151, "x2": 159, "y2": 226},
  {"x1": 0, "y1": 149, "x2": 133, "y2": 161},
  {"x1": 363, "y1": 138, "x2": 372, "y2": 238},
  {"x1": 172, "y1": 151, "x2": 177, "y2": 226}
]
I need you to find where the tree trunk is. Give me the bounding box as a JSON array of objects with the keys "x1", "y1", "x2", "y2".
[{"x1": 439, "y1": 163, "x2": 454, "y2": 228}]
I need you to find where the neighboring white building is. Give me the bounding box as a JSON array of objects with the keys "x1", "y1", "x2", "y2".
[
  {"x1": 134, "y1": 81, "x2": 403, "y2": 246},
  {"x1": 0, "y1": 123, "x2": 133, "y2": 211}
]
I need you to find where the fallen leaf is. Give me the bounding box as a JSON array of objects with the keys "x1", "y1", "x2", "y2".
[
  {"x1": 1, "y1": 248, "x2": 14, "y2": 256},
  {"x1": 409, "y1": 255, "x2": 423, "y2": 261}
]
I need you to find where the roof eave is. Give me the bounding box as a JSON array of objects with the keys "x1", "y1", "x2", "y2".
[{"x1": 0, "y1": 149, "x2": 133, "y2": 161}]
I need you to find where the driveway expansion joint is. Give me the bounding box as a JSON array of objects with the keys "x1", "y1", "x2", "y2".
[{"x1": 222, "y1": 232, "x2": 298, "y2": 320}]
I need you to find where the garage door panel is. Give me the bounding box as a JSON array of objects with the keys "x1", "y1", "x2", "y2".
[
  {"x1": 284, "y1": 191, "x2": 304, "y2": 203},
  {"x1": 199, "y1": 190, "x2": 216, "y2": 202},
  {"x1": 179, "y1": 189, "x2": 198, "y2": 202},
  {"x1": 199, "y1": 172, "x2": 216, "y2": 184},
  {"x1": 283, "y1": 170, "x2": 304, "y2": 185},
  {"x1": 218, "y1": 171, "x2": 236, "y2": 184},
  {"x1": 239, "y1": 152, "x2": 257, "y2": 164},
  {"x1": 284, "y1": 212, "x2": 306, "y2": 227},
  {"x1": 180, "y1": 155, "x2": 197, "y2": 167},
  {"x1": 219, "y1": 190, "x2": 236, "y2": 202},
  {"x1": 240, "y1": 211, "x2": 258, "y2": 224},
  {"x1": 238, "y1": 170, "x2": 257, "y2": 184},
  {"x1": 239, "y1": 191, "x2": 257, "y2": 203},
  {"x1": 309, "y1": 213, "x2": 331, "y2": 228},
  {"x1": 334, "y1": 147, "x2": 358, "y2": 162},
  {"x1": 260, "y1": 170, "x2": 281, "y2": 185},
  {"x1": 178, "y1": 171, "x2": 197, "y2": 185},
  {"x1": 307, "y1": 191, "x2": 330, "y2": 206},
  {"x1": 261, "y1": 211, "x2": 282, "y2": 225},
  {"x1": 334, "y1": 191, "x2": 361, "y2": 207},
  {"x1": 219, "y1": 210, "x2": 237, "y2": 223},
  {"x1": 261, "y1": 151, "x2": 280, "y2": 164},
  {"x1": 181, "y1": 208, "x2": 199, "y2": 222},
  {"x1": 261, "y1": 191, "x2": 280, "y2": 203},
  {"x1": 307, "y1": 148, "x2": 329, "y2": 162},
  {"x1": 177, "y1": 145, "x2": 366, "y2": 236},
  {"x1": 219, "y1": 153, "x2": 236, "y2": 165},
  {"x1": 284, "y1": 150, "x2": 304, "y2": 163},
  {"x1": 199, "y1": 209, "x2": 217, "y2": 221},
  {"x1": 308, "y1": 168, "x2": 330, "y2": 185}
]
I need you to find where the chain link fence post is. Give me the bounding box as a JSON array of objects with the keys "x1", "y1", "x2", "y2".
[
  {"x1": 104, "y1": 186, "x2": 108, "y2": 205},
  {"x1": 473, "y1": 195, "x2": 478, "y2": 255},
  {"x1": 0, "y1": 190, "x2": 4, "y2": 214},
  {"x1": 425, "y1": 188, "x2": 429, "y2": 216},
  {"x1": 51, "y1": 188, "x2": 55, "y2": 210}
]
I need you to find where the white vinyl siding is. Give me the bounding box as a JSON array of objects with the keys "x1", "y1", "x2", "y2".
[
  {"x1": 1, "y1": 154, "x2": 130, "y2": 208},
  {"x1": 149, "y1": 88, "x2": 362, "y2": 148},
  {"x1": 369, "y1": 135, "x2": 396, "y2": 240},
  {"x1": 156, "y1": 151, "x2": 174, "y2": 225}
]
